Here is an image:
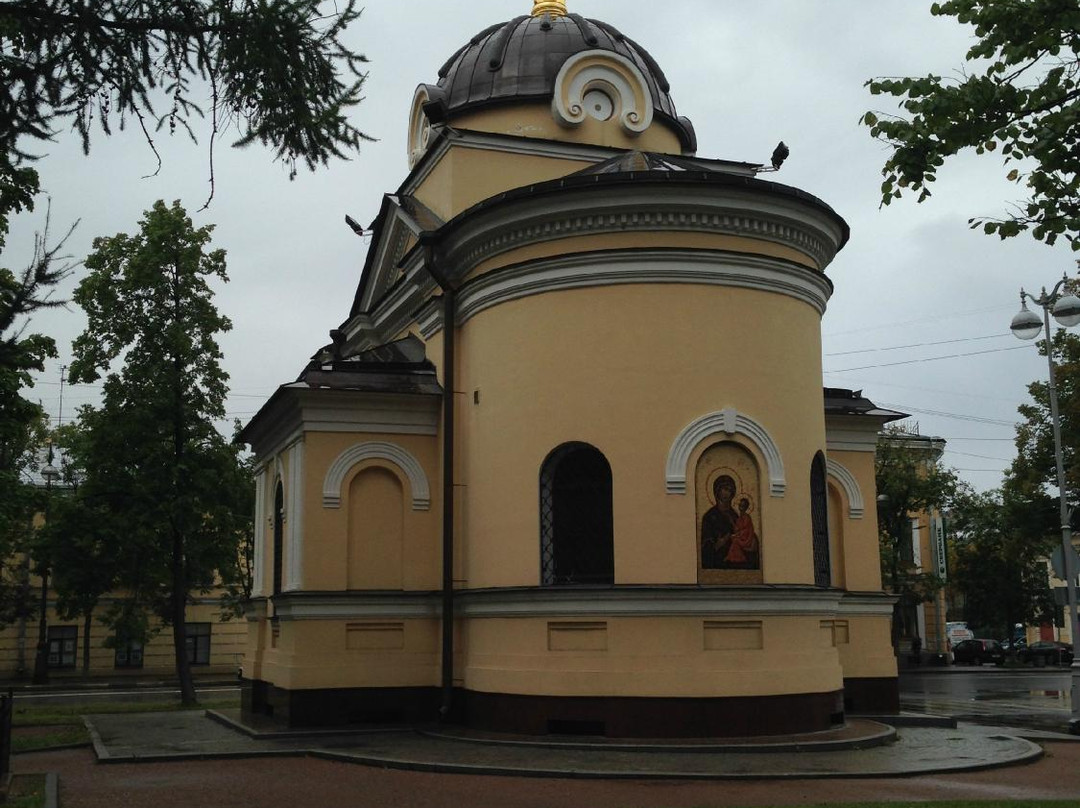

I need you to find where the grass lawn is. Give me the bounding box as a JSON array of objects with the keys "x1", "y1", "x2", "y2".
[
  {"x1": 11, "y1": 697, "x2": 240, "y2": 752},
  {"x1": 5, "y1": 773, "x2": 46, "y2": 808}
]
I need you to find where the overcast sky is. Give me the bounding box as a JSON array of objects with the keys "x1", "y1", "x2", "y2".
[{"x1": 8, "y1": 0, "x2": 1075, "y2": 493}]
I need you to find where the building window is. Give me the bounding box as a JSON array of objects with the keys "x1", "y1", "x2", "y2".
[
  {"x1": 47, "y1": 626, "x2": 77, "y2": 669},
  {"x1": 185, "y1": 623, "x2": 211, "y2": 666},
  {"x1": 811, "y1": 452, "x2": 831, "y2": 587},
  {"x1": 540, "y1": 443, "x2": 614, "y2": 586},
  {"x1": 273, "y1": 481, "x2": 284, "y2": 596},
  {"x1": 114, "y1": 640, "x2": 144, "y2": 669}
]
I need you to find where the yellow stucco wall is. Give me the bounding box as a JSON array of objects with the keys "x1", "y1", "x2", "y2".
[
  {"x1": 834, "y1": 615, "x2": 897, "y2": 679},
  {"x1": 462, "y1": 616, "x2": 842, "y2": 697},
  {"x1": 453, "y1": 282, "x2": 825, "y2": 589},
  {"x1": 829, "y1": 449, "x2": 883, "y2": 592},
  {"x1": 413, "y1": 145, "x2": 594, "y2": 223},
  {"x1": 252, "y1": 618, "x2": 440, "y2": 690}
]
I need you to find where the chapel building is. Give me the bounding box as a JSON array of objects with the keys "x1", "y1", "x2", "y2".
[{"x1": 239, "y1": 0, "x2": 903, "y2": 737}]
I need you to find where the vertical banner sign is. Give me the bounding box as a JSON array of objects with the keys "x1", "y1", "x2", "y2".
[{"x1": 931, "y1": 514, "x2": 948, "y2": 581}]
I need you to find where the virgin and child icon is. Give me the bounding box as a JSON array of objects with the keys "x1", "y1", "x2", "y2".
[{"x1": 700, "y1": 473, "x2": 760, "y2": 570}]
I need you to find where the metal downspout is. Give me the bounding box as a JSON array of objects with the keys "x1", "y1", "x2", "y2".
[{"x1": 423, "y1": 244, "x2": 456, "y2": 720}]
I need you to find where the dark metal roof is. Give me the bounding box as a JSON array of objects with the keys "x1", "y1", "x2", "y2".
[
  {"x1": 823, "y1": 388, "x2": 907, "y2": 421},
  {"x1": 428, "y1": 14, "x2": 695, "y2": 151},
  {"x1": 299, "y1": 335, "x2": 442, "y2": 396},
  {"x1": 571, "y1": 151, "x2": 760, "y2": 176}
]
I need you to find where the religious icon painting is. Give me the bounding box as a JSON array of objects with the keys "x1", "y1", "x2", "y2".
[{"x1": 695, "y1": 442, "x2": 763, "y2": 584}]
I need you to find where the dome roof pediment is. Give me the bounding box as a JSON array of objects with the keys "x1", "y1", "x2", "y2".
[{"x1": 430, "y1": 13, "x2": 695, "y2": 151}]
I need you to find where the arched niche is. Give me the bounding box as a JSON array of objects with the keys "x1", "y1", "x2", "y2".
[
  {"x1": 347, "y1": 467, "x2": 405, "y2": 590},
  {"x1": 825, "y1": 458, "x2": 864, "y2": 519}
]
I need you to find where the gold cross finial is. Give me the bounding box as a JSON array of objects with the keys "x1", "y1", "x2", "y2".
[{"x1": 532, "y1": 1, "x2": 568, "y2": 17}]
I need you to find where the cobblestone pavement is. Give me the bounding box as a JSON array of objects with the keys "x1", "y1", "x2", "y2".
[{"x1": 14, "y1": 743, "x2": 1080, "y2": 808}]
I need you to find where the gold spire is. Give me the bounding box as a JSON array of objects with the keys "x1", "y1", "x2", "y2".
[{"x1": 532, "y1": 0, "x2": 568, "y2": 17}]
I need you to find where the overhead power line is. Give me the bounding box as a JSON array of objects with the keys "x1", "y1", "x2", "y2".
[
  {"x1": 825, "y1": 332, "x2": 1011, "y2": 357},
  {"x1": 826, "y1": 344, "x2": 1032, "y2": 373}
]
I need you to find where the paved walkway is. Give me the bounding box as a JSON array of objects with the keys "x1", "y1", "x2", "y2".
[{"x1": 80, "y1": 709, "x2": 1055, "y2": 779}]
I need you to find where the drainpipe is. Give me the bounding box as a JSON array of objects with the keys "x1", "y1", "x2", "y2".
[{"x1": 422, "y1": 242, "x2": 456, "y2": 721}]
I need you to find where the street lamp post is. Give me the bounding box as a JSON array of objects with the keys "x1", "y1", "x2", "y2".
[
  {"x1": 1011, "y1": 274, "x2": 1080, "y2": 735},
  {"x1": 31, "y1": 451, "x2": 61, "y2": 686}
]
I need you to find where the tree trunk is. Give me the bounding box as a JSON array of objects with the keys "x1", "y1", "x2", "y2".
[
  {"x1": 169, "y1": 261, "x2": 197, "y2": 707},
  {"x1": 171, "y1": 517, "x2": 196, "y2": 705},
  {"x1": 82, "y1": 609, "x2": 92, "y2": 678}
]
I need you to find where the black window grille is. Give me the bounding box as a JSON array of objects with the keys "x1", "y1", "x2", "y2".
[
  {"x1": 540, "y1": 443, "x2": 614, "y2": 586},
  {"x1": 185, "y1": 623, "x2": 211, "y2": 666},
  {"x1": 810, "y1": 452, "x2": 831, "y2": 587},
  {"x1": 273, "y1": 481, "x2": 284, "y2": 596}
]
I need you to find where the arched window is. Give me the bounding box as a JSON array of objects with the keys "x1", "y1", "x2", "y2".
[
  {"x1": 540, "y1": 443, "x2": 614, "y2": 586},
  {"x1": 272, "y1": 481, "x2": 284, "y2": 596},
  {"x1": 810, "y1": 452, "x2": 831, "y2": 587}
]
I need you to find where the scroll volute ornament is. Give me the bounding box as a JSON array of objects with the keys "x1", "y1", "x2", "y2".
[
  {"x1": 407, "y1": 86, "x2": 434, "y2": 168},
  {"x1": 552, "y1": 51, "x2": 654, "y2": 136}
]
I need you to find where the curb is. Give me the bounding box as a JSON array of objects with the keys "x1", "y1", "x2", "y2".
[
  {"x1": 205, "y1": 709, "x2": 413, "y2": 741},
  {"x1": 44, "y1": 772, "x2": 58, "y2": 808},
  {"x1": 418, "y1": 720, "x2": 897, "y2": 754},
  {"x1": 306, "y1": 738, "x2": 1045, "y2": 781}
]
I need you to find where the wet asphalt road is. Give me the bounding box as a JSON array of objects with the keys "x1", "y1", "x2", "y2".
[{"x1": 900, "y1": 666, "x2": 1077, "y2": 729}]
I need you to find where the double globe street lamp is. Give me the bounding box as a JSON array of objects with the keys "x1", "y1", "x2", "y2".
[{"x1": 1011, "y1": 275, "x2": 1080, "y2": 734}]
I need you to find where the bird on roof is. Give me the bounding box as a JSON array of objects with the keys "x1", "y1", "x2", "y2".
[{"x1": 771, "y1": 141, "x2": 790, "y2": 170}]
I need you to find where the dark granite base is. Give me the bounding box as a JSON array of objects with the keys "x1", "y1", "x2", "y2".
[
  {"x1": 843, "y1": 676, "x2": 900, "y2": 715},
  {"x1": 242, "y1": 679, "x2": 846, "y2": 738}
]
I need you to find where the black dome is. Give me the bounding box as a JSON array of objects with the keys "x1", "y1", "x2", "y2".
[{"x1": 428, "y1": 14, "x2": 695, "y2": 151}]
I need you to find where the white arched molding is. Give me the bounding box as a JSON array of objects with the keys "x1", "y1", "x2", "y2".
[
  {"x1": 826, "y1": 458, "x2": 864, "y2": 519},
  {"x1": 407, "y1": 85, "x2": 435, "y2": 169},
  {"x1": 552, "y1": 51, "x2": 653, "y2": 136},
  {"x1": 323, "y1": 442, "x2": 431, "y2": 511},
  {"x1": 666, "y1": 408, "x2": 786, "y2": 497}
]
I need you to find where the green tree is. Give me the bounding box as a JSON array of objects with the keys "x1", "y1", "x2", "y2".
[
  {"x1": 2, "y1": 0, "x2": 372, "y2": 183},
  {"x1": 948, "y1": 485, "x2": 1056, "y2": 642},
  {"x1": 863, "y1": 0, "x2": 1080, "y2": 248},
  {"x1": 0, "y1": 199, "x2": 73, "y2": 615},
  {"x1": 1010, "y1": 330, "x2": 1080, "y2": 497},
  {"x1": 69, "y1": 200, "x2": 250, "y2": 704},
  {"x1": 876, "y1": 431, "x2": 959, "y2": 647}
]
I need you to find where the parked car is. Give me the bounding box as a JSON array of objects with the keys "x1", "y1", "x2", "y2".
[
  {"x1": 1018, "y1": 641, "x2": 1074, "y2": 666},
  {"x1": 951, "y1": 638, "x2": 1005, "y2": 666}
]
